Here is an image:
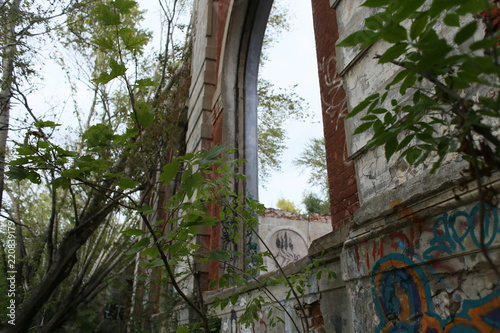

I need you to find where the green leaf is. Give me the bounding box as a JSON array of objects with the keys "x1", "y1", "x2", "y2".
[
  {"x1": 337, "y1": 30, "x2": 378, "y2": 49},
  {"x1": 122, "y1": 228, "x2": 146, "y2": 236},
  {"x1": 141, "y1": 246, "x2": 160, "y2": 257},
  {"x1": 387, "y1": 70, "x2": 410, "y2": 89},
  {"x1": 135, "y1": 102, "x2": 155, "y2": 127},
  {"x1": 398, "y1": 134, "x2": 414, "y2": 150},
  {"x1": 347, "y1": 93, "x2": 380, "y2": 118},
  {"x1": 380, "y1": 21, "x2": 407, "y2": 43},
  {"x1": 16, "y1": 145, "x2": 37, "y2": 156},
  {"x1": 399, "y1": 73, "x2": 416, "y2": 95},
  {"x1": 52, "y1": 177, "x2": 71, "y2": 189},
  {"x1": 109, "y1": 58, "x2": 127, "y2": 77},
  {"x1": 404, "y1": 147, "x2": 422, "y2": 165},
  {"x1": 385, "y1": 137, "x2": 398, "y2": 160},
  {"x1": 116, "y1": 178, "x2": 140, "y2": 190},
  {"x1": 454, "y1": 21, "x2": 478, "y2": 45},
  {"x1": 456, "y1": 0, "x2": 489, "y2": 15},
  {"x1": 410, "y1": 12, "x2": 429, "y2": 40},
  {"x1": 469, "y1": 38, "x2": 497, "y2": 51},
  {"x1": 10, "y1": 157, "x2": 30, "y2": 166},
  {"x1": 134, "y1": 78, "x2": 159, "y2": 91},
  {"x1": 26, "y1": 172, "x2": 41, "y2": 184},
  {"x1": 428, "y1": 0, "x2": 456, "y2": 18},
  {"x1": 34, "y1": 120, "x2": 61, "y2": 128},
  {"x1": 37, "y1": 141, "x2": 49, "y2": 149},
  {"x1": 126, "y1": 238, "x2": 150, "y2": 255},
  {"x1": 443, "y1": 13, "x2": 460, "y2": 27},
  {"x1": 61, "y1": 168, "x2": 83, "y2": 179},
  {"x1": 362, "y1": 0, "x2": 390, "y2": 7},
  {"x1": 176, "y1": 325, "x2": 190, "y2": 333},
  {"x1": 378, "y1": 43, "x2": 407, "y2": 63},
  {"x1": 93, "y1": 3, "x2": 121, "y2": 25},
  {"x1": 393, "y1": 0, "x2": 426, "y2": 22},
  {"x1": 208, "y1": 250, "x2": 232, "y2": 261},
  {"x1": 114, "y1": 0, "x2": 137, "y2": 14},
  {"x1": 361, "y1": 115, "x2": 379, "y2": 121},
  {"x1": 93, "y1": 59, "x2": 127, "y2": 84},
  {"x1": 119, "y1": 27, "x2": 149, "y2": 51},
  {"x1": 141, "y1": 258, "x2": 164, "y2": 268},
  {"x1": 6, "y1": 166, "x2": 30, "y2": 180},
  {"x1": 138, "y1": 205, "x2": 155, "y2": 214},
  {"x1": 93, "y1": 72, "x2": 113, "y2": 85},
  {"x1": 370, "y1": 108, "x2": 388, "y2": 115},
  {"x1": 365, "y1": 13, "x2": 387, "y2": 31},
  {"x1": 353, "y1": 122, "x2": 373, "y2": 135},
  {"x1": 93, "y1": 37, "x2": 115, "y2": 50},
  {"x1": 83, "y1": 123, "x2": 114, "y2": 148},
  {"x1": 198, "y1": 144, "x2": 226, "y2": 165},
  {"x1": 160, "y1": 159, "x2": 181, "y2": 183},
  {"x1": 182, "y1": 172, "x2": 204, "y2": 198}
]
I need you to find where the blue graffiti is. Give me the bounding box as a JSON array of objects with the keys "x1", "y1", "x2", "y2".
[
  {"x1": 372, "y1": 254, "x2": 500, "y2": 333},
  {"x1": 423, "y1": 204, "x2": 499, "y2": 260}
]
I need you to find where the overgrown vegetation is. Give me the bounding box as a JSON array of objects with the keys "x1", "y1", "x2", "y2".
[{"x1": 0, "y1": 0, "x2": 191, "y2": 331}]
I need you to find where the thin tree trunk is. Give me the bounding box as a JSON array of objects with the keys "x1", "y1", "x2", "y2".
[
  {"x1": 39, "y1": 251, "x2": 129, "y2": 333},
  {"x1": 0, "y1": 0, "x2": 21, "y2": 214}
]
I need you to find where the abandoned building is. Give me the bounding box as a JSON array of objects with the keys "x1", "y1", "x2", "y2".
[{"x1": 131, "y1": 0, "x2": 500, "y2": 332}]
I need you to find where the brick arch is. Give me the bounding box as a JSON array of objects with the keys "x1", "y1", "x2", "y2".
[
  {"x1": 218, "y1": 0, "x2": 359, "y2": 231},
  {"x1": 205, "y1": 0, "x2": 275, "y2": 285},
  {"x1": 218, "y1": 0, "x2": 274, "y2": 199},
  {"x1": 205, "y1": 0, "x2": 358, "y2": 286}
]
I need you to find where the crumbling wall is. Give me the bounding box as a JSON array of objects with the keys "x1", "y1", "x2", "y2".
[
  {"x1": 259, "y1": 209, "x2": 332, "y2": 270},
  {"x1": 205, "y1": 234, "x2": 350, "y2": 333},
  {"x1": 331, "y1": 0, "x2": 500, "y2": 331},
  {"x1": 342, "y1": 182, "x2": 500, "y2": 331}
]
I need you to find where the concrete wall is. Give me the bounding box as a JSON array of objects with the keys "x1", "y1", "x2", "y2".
[
  {"x1": 330, "y1": 0, "x2": 500, "y2": 332},
  {"x1": 259, "y1": 209, "x2": 332, "y2": 271}
]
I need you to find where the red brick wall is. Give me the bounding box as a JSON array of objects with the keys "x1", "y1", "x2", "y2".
[
  {"x1": 216, "y1": 0, "x2": 230, "y2": 78},
  {"x1": 311, "y1": 0, "x2": 359, "y2": 230},
  {"x1": 208, "y1": 97, "x2": 224, "y2": 285}
]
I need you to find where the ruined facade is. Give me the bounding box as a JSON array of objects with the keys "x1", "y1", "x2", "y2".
[{"x1": 154, "y1": 0, "x2": 500, "y2": 332}]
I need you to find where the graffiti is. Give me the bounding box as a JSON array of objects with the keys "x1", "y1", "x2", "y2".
[
  {"x1": 423, "y1": 204, "x2": 499, "y2": 260},
  {"x1": 354, "y1": 230, "x2": 415, "y2": 271},
  {"x1": 372, "y1": 254, "x2": 500, "y2": 332},
  {"x1": 103, "y1": 303, "x2": 124, "y2": 320},
  {"x1": 318, "y1": 55, "x2": 348, "y2": 125},
  {"x1": 245, "y1": 225, "x2": 259, "y2": 269},
  {"x1": 354, "y1": 203, "x2": 500, "y2": 272},
  {"x1": 273, "y1": 231, "x2": 304, "y2": 267}
]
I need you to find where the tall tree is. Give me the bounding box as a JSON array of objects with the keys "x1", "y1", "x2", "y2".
[
  {"x1": 0, "y1": 0, "x2": 192, "y2": 331},
  {"x1": 293, "y1": 137, "x2": 328, "y2": 197},
  {"x1": 0, "y1": 0, "x2": 20, "y2": 215}
]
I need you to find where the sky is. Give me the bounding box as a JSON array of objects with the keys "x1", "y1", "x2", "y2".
[{"x1": 257, "y1": 1, "x2": 323, "y2": 211}]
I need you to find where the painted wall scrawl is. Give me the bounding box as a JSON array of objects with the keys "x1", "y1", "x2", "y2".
[
  {"x1": 423, "y1": 204, "x2": 499, "y2": 261},
  {"x1": 351, "y1": 204, "x2": 500, "y2": 273},
  {"x1": 344, "y1": 202, "x2": 500, "y2": 332},
  {"x1": 372, "y1": 254, "x2": 500, "y2": 332},
  {"x1": 269, "y1": 230, "x2": 307, "y2": 269}
]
